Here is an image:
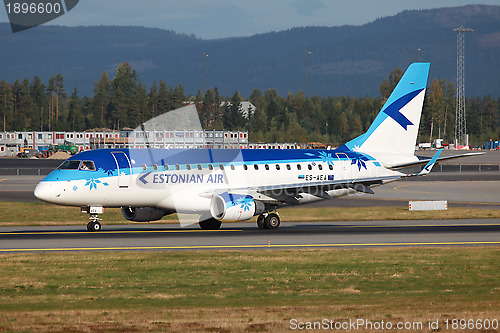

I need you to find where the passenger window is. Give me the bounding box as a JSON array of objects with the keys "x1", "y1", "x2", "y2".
[
  {"x1": 59, "y1": 160, "x2": 81, "y2": 170},
  {"x1": 243, "y1": 164, "x2": 248, "y2": 170},
  {"x1": 254, "y1": 164, "x2": 259, "y2": 170},
  {"x1": 318, "y1": 164, "x2": 323, "y2": 170},
  {"x1": 142, "y1": 164, "x2": 147, "y2": 171},
  {"x1": 329, "y1": 164, "x2": 333, "y2": 170},
  {"x1": 286, "y1": 164, "x2": 291, "y2": 170},
  {"x1": 219, "y1": 164, "x2": 224, "y2": 170},
  {"x1": 297, "y1": 164, "x2": 301, "y2": 170},
  {"x1": 175, "y1": 164, "x2": 180, "y2": 170},
  {"x1": 164, "y1": 164, "x2": 169, "y2": 171},
  {"x1": 80, "y1": 161, "x2": 96, "y2": 171},
  {"x1": 265, "y1": 164, "x2": 269, "y2": 170},
  {"x1": 230, "y1": 164, "x2": 235, "y2": 170},
  {"x1": 276, "y1": 164, "x2": 280, "y2": 170},
  {"x1": 153, "y1": 164, "x2": 158, "y2": 171},
  {"x1": 197, "y1": 164, "x2": 202, "y2": 170},
  {"x1": 308, "y1": 164, "x2": 312, "y2": 170},
  {"x1": 186, "y1": 164, "x2": 191, "y2": 170},
  {"x1": 208, "y1": 164, "x2": 213, "y2": 170}
]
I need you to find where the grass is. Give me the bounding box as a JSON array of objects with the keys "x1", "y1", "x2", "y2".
[
  {"x1": 0, "y1": 201, "x2": 499, "y2": 226},
  {"x1": 0, "y1": 248, "x2": 498, "y2": 332}
]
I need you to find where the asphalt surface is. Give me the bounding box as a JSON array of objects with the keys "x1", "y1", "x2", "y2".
[{"x1": 0, "y1": 219, "x2": 499, "y2": 253}]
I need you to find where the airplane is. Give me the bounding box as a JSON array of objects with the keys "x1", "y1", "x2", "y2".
[{"x1": 34, "y1": 62, "x2": 477, "y2": 231}]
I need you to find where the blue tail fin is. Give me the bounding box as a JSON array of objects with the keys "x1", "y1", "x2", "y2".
[{"x1": 341, "y1": 63, "x2": 430, "y2": 155}]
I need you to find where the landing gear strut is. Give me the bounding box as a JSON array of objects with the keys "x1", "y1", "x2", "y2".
[
  {"x1": 82, "y1": 206, "x2": 104, "y2": 232},
  {"x1": 86, "y1": 213, "x2": 102, "y2": 232},
  {"x1": 257, "y1": 212, "x2": 280, "y2": 230}
]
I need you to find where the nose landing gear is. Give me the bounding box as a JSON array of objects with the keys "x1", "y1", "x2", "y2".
[
  {"x1": 87, "y1": 214, "x2": 102, "y2": 232},
  {"x1": 82, "y1": 206, "x2": 104, "y2": 232}
]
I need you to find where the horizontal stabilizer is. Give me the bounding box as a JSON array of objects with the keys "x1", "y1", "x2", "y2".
[{"x1": 387, "y1": 151, "x2": 484, "y2": 170}]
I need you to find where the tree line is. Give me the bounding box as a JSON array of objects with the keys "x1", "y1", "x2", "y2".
[{"x1": 1, "y1": 63, "x2": 498, "y2": 146}]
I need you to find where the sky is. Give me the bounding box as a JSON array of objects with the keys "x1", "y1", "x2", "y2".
[{"x1": 1, "y1": 0, "x2": 499, "y2": 39}]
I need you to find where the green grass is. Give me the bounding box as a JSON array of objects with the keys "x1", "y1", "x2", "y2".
[
  {"x1": 0, "y1": 248, "x2": 498, "y2": 331},
  {"x1": 1, "y1": 201, "x2": 499, "y2": 226}
]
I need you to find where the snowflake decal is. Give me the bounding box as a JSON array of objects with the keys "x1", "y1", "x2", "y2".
[
  {"x1": 352, "y1": 145, "x2": 361, "y2": 152},
  {"x1": 240, "y1": 201, "x2": 252, "y2": 212},
  {"x1": 85, "y1": 178, "x2": 109, "y2": 190},
  {"x1": 98, "y1": 167, "x2": 115, "y2": 176},
  {"x1": 351, "y1": 156, "x2": 368, "y2": 171},
  {"x1": 306, "y1": 151, "x2": 336, "y2": 166},
  {"x1": 72, "y1": 186, "x2": 78, "y2": 192}
]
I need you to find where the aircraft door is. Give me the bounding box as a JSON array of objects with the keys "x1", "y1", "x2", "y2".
[
  {"x1": 336, "y1": 153, "x2": 352, "y2": 181},
  {"x1": 112, "y1": 152, "x2": 132, "y2": 188}
]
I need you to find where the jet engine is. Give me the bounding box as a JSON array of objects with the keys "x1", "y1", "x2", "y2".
[
  {"x1": 210, "y1": 192, "x2": 264, "y2": 222},
  {"x1": 121, "y1": 206, "x2": 170, "y2": 222}
]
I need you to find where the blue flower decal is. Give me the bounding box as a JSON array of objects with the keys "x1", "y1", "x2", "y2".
[
  {"x1": 305, "y1": 151, "x2": 336, "y2": 166},
  {"x1": 240, "y1": 201, "x2": 252, "y2": 211},
  {"x1": 98, "y1": 167, "x2": 115, "y2": 176},
  {"x1": 85, "y1": 178, "x2": 109, "y2": 190},
  {"x1": 72, "y1": 186, "x2": 78, "y2": 192},
  {"x1": 351, "y1": 156, "x2": 368, "y2": 171}
]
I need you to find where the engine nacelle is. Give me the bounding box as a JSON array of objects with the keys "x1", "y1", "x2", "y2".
[
  {"x1": 210, "y1": 192, "x2": 264, "y2": 222},
  {"x1": 121, "y1": 206, "x2": 169, "y2": 222}
]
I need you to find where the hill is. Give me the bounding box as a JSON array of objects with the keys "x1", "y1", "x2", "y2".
[{"x1": 0, "y1": 4, "x2": 499, "y2": 97}]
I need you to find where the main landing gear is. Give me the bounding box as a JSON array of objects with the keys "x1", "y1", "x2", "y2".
[{"x1": 257, "y1": 212, "x2": 280, "y2": 230}]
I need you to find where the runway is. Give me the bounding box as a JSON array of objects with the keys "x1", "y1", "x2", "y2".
[{"x1": 1, "y1": 219, "x2": 499, "y2": 253}]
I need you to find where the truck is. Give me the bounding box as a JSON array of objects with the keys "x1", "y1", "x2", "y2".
[
  {"x1": 38, "y1": 145, "x2": 58, "y2": 158},
  {"x1": 57, "y1": 141, "x2": 78, "y2": 155}
]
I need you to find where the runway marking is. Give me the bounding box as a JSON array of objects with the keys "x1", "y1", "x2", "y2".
[
  {"x1": 1, "y1": 241, "x2": 499, "y2": 252},
  {"x1": 1, "y1": 223, "x2": 499, "y2": 235},
  {"x1": 0, "y1": 229, "x2": 243, "y2": 235},
  {"x1": 337, "y1": 223, "x2": 500, "y2": 228}
]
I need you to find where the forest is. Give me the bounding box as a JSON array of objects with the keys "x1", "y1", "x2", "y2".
[{"x1": 0, "y1": 62, "x2": 498, "y2": 147}]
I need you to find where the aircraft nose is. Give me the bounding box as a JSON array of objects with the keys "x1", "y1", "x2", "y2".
[{"x1": 34, "y1": 182, "x2": 54, "y2": 203}]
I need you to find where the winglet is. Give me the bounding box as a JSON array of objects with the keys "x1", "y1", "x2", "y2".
[{"x1": 415, "y1": 149, "x2": 443, "y2": 176}]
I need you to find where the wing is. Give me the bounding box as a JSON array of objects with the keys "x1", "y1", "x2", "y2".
[{"x1": 254, "y1": 174, "x2": 402, "y2": 204}]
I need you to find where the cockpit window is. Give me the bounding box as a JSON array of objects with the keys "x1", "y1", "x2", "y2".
[
  {"x1": 80, "y1": 161, "x2": 96, "y2": 171},
  {"x1": 59, "y1": 160, "x2": 81, "y2": 170}
]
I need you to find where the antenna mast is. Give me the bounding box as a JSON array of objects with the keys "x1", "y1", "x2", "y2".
[{"x1": 453, "y1": 26, "x2": 473, "y2": 148}]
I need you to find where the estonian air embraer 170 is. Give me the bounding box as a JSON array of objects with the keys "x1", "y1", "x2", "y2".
[{"x1": 34, "y1": 63, "x2": 475, "y2": 231}]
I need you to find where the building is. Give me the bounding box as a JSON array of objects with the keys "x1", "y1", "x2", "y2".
[{"x1": 0, "y1": 129, "x2": 252, "y2": 156}]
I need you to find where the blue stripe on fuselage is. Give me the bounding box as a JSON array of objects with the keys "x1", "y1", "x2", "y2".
[{"x1": 40, "y1": 148, "x2": 375, "y2": 182}]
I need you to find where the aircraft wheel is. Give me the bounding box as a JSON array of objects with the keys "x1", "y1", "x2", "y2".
[
  {"x1": 199, "y1": 217, "x2": 222, "y2": 230},
  {"x1": 257, "y1": 214, "x2": 265, "y2": 229},
  {"x1": 87, "y1": 221, "x2": 101, "y2": 232},
  {"x1": 263, "y1": 213, "x2": 280, "y2": 230}
]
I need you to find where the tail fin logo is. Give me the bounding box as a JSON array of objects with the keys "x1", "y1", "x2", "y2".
[{"x1": 382, "y1": 89, "x2": 423, "y2": 130}]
